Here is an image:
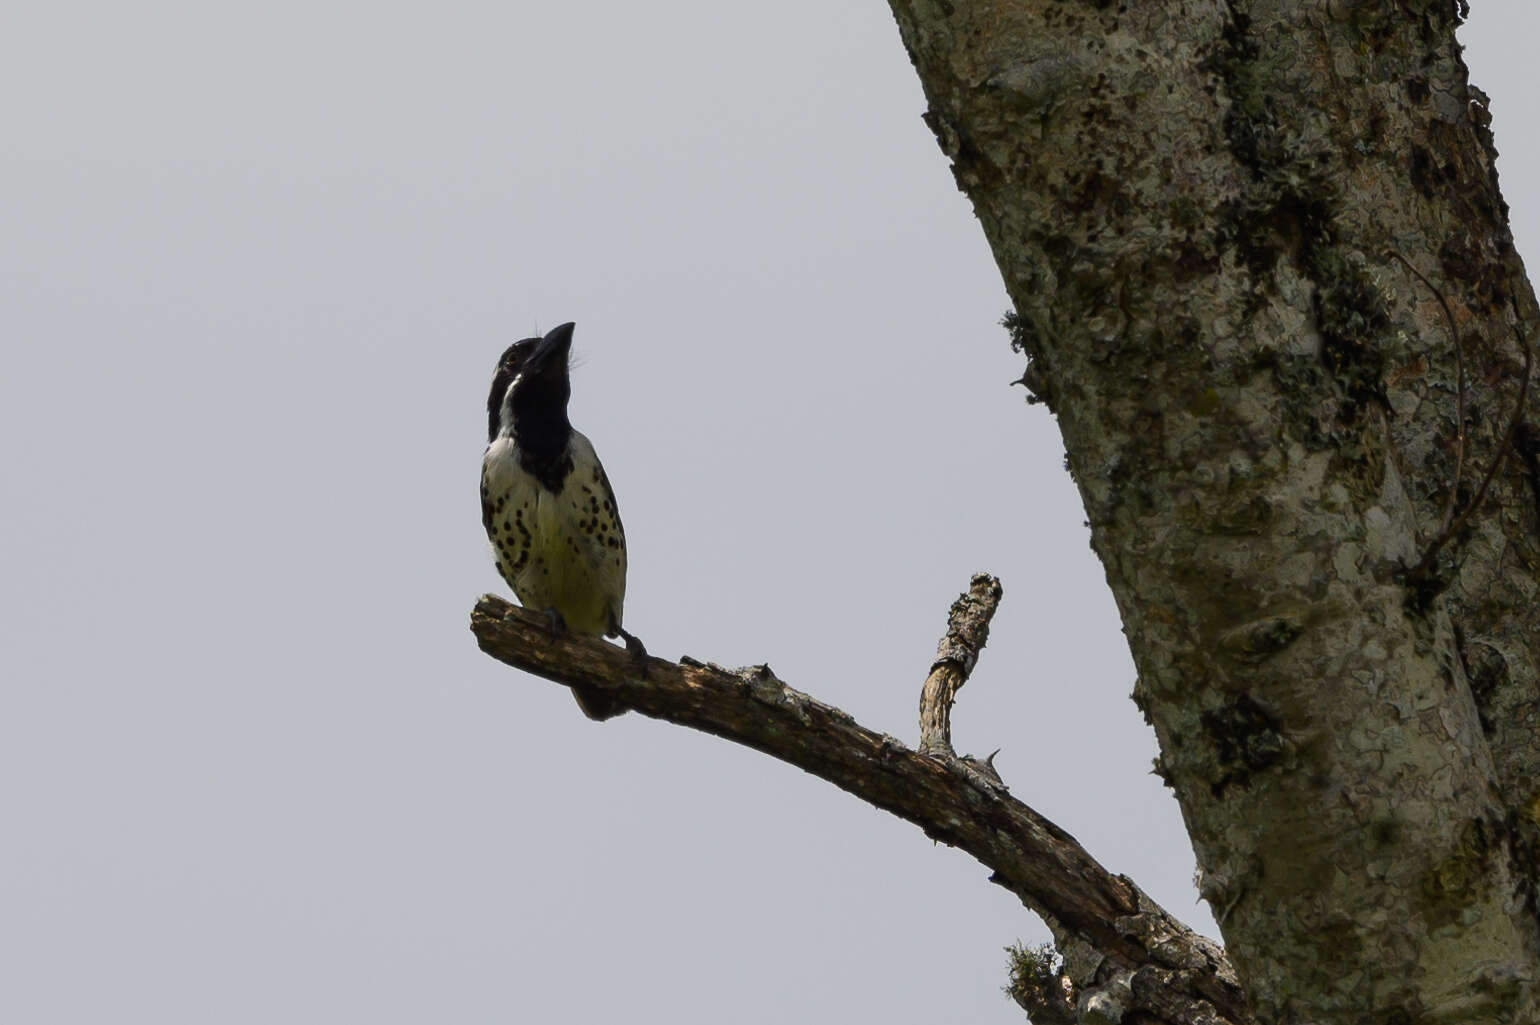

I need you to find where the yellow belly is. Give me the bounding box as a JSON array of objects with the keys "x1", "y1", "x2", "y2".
[
  {"x1": 483, "y1": 432, "x2": 627, "y2": 637},
  {"x1": 513, "y1": 513, "x2": 616, "y2": 635}
]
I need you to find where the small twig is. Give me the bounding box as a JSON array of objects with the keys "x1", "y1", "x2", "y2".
[
  {"x1": 1409, "y1": 308, "x2": 1534, "y2": 580},
  {"x1": 919, "y1": 573, "x2": 1003, "y2": 756},
  {"x1": 1386, "y1": 249, "x2": 1466, "y2": 533}
]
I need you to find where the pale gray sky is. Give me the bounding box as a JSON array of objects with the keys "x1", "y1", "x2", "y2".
[{"x1": 3, "y1": 4, "x2": 1536, "y2": 1023}]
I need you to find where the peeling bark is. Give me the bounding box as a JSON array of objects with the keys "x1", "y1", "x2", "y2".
[{"x1": 886, "y1": 0, "x2": 1540, "y2": 1021}]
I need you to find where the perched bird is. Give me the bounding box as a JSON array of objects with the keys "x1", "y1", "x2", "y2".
[{"x1": 481, "y1": 322, "x2": 645, "y2": 720}]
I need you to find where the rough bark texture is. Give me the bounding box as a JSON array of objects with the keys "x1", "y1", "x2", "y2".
[
  {"x1": 472, "y1": 593, "x2": 1248, "y2": 1025},
  {"x1": 919, "y1": 572, "x2": 1004, "y2": 755},
  {"x1": 885, "y1": 1, "x2": 1540, "y2": 1022}
]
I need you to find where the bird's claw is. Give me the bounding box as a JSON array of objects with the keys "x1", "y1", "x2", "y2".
[{"x1": 618, "y1": 628, "x2": 650, "y2": 679}]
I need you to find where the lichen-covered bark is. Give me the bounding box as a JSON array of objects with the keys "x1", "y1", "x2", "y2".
[{"x1": 885, "y1": 1, "x2": 1540, "y2": 1022}]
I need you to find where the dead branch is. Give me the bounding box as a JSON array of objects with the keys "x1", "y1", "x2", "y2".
[
  {"x1": 470, "y1": 588, "x2": 1248, "y2": 1025},
  {"x1": 919, "y1": 573, "x2": 1003, "y2": 757}
]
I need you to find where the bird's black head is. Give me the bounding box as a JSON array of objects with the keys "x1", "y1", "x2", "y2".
[
  {"x1": 487, "y1": 337, "x2": 537, "y2": 442},
  {"x1": 486, "y1": 322, "x2": 575, "y2": 453}
]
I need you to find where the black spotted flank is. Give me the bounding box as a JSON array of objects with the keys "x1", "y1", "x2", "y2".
[{"x1": 479, "y1": 476, "x2": 497, "y2": 534}]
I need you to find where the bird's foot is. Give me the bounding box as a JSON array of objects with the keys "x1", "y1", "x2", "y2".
[
  {"x1": 616, "y1": 627, "x2": 650, "y2": 679},
  {"x1": 539, "y1": 607, "x2": 568, "y2": 635}
]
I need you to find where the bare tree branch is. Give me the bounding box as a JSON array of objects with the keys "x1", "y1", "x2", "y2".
[
  {"x1": 471, "y1": 590, "x2": 1249, "y2": 1025},
  {"x1": 919, "y1": 572, "x2": 1002, "y2": 757}
]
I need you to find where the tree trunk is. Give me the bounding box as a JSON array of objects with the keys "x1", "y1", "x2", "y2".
[{"x1": 885, "y1": 1, "x2": 1540, "y2": 1021}]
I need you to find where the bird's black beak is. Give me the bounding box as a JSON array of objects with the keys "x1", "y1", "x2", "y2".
[{"x1": 530, "y1": 322, "x2": 575, "y2": 373}]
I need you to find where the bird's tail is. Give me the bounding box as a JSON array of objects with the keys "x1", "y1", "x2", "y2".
[{"x1": 572, "y1": 686, "x2": 627, "y2": 721}]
